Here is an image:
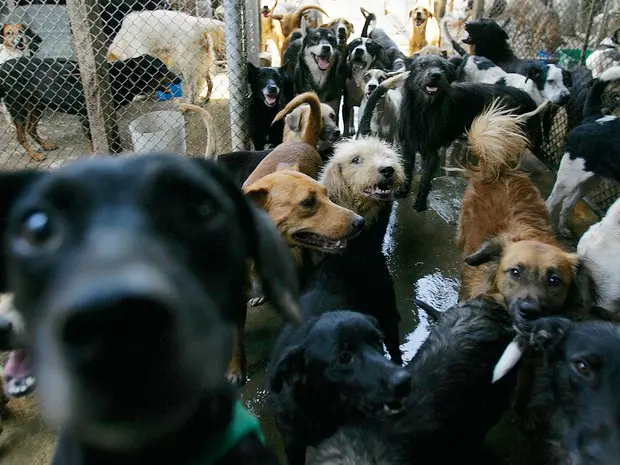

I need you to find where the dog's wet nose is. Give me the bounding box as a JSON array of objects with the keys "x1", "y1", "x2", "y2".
[
  {"x1": 389, "y1": 369, "x2": 411, "y2": 397},
  {"x1": 333, "y1": 129, "x2": 341, "y2": 138},
  {"x1": 61, "y1": 293, "x2": 174, "y2": 363},
  {"x1": 351, "y1": 215, "x2": 366, "y2": 232},
  {"x1": 367, "y1": 84, "x2": 377, "y2": 92},
  {"x1": 321, "y1": 45, "x2": 332, "y2": 55},
  {"x1": 267, "y1": 85, "x2": 278, "y2": 94},
  {"x1": 517, "y1": 300, "x2": 541, "y2": 320},
  {"x1": 558, "y1": 93, "x2": 571, "y2": 105},
  {"x1": 380, "y1": 166, "x2": 395, "y2": 178},
  {"x1": 429, "y1": 71, "x2": 442, "y2": 82}
]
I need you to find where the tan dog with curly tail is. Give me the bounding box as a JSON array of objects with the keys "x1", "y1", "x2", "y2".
[{"x1": 272, "y1": 4, "x2": 329, "y2": 38}]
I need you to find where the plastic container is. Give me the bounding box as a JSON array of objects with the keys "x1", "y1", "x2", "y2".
[{"x1": 129, "y1": 110, "x2": 187, "y2": 155}]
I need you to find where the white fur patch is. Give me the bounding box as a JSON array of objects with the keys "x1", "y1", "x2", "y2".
[
  {"x1": 542, "y1": 65, "x2": 571, "y2": 105},
  {"x1": 492, "y1": 339, "x2": 523, "y2": 383},
  {"x1": 597, "y1": 115, "x2": 618, "y2": 124},
  {"x1": 598, "y1": 65, "x2": 620, "y2": 82}
]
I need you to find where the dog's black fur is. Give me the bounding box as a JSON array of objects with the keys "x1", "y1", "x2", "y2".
[
  {"x1": 360, "y1": 12, "x2": 410, "y2": 72},
  {"x1": 293, "y1": 27, "x2": 346, "y2": 116},
  {"x1": 247, "y1": 63, "x2": 293, "y2": 150},
  {"x1": 282, "y1": 31, "x2": 304, "y2": 79},
  {"x1": 100, "y1": 0, "x2": 169, "y2": 39},
  {"x1": 312, "y1": 297, "x2": 518, "y2": 465},
  {"x1": 0, "y1": 55, "x2": 176, "y2": 141},
  {"x1": 215, "y1": 149, "x2": 273, "y2": 186},
  {"x1": 459, "y1": 17, "x2": 520, "y2": 72},
  {"x1": 395, "y1": 55, "x2": 542, "y2": 211},
  {"x1": 0, "y1": 153, "x2": 300, "y2": 465},
  {"x1": 527, "y1": 317, "x2": 620, "y2": 465},
  {"x1": 268, "y1": 306, "x2": 411, "y2": 465}
]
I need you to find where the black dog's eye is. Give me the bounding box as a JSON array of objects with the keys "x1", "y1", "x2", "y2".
[
  {"x1": 363, "y1": 75, "x2": 371, "y2": 82},
  {"x1": 351, "y1": 156, "x2": 361, "y2": 164},
  {"x1": 339, "y1": 350, "x2": 353, "y2": 364},
  {"x1": 299, "y1": 196, "x2": 317, "y2": 209},
  {"x1": 508, "y1": 268, "x2": 521, "y2": 279},
  {"x1": 21, "y1": 211, "x2": 53, "y2": 246},
  {"x1": 572, "y1": 359, "x2": 592, "y2": 378},
  {"x1": 547, "y1": 275, "x2": 562, "y2": 287},
  {"x1": 420, "y1": 62, "x2": 427, "y2": 69}
]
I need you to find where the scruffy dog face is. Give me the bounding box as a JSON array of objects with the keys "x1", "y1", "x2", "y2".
[
  {"x1": 466, "y1": 239, "x2": 593, "y2": 332},
  {"x1": 319, "y1": 137, "x2": 406, "y2": 223},
  {"x1": 410, "y1": 6, "x2": 432, "y2": 27},
  {"x1": 361, "y1": 69, "x2": 388, "y2": 98},
  {"x1": 406, "y1": 55, "x2": 457, "y2": 98}
]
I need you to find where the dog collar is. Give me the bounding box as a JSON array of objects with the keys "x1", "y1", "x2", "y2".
[{"x1": 196, "y1": 400, "x2": 267, "y2": 464}]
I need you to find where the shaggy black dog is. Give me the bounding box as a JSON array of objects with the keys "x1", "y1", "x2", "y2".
[
  {"x1": 311, "y1": 297, "x2": 518, "y2": 465},
  {"x1": 527, "y1": 317, "x2": 620, "y2": 465},
  {"x1": 395, "y1": 55, "x2": 542, "y2": 211},
  {"x1": 247, "y1": 63, "x2": 293, "y2": 150},
  {"x1": 457, "y1": 17, "x2": 521, "y2": 72},
  {"x1": 268, "y1": 308, "x2": 411, "y2": 465}
]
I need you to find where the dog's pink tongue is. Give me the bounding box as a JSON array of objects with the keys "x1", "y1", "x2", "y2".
[
  {"x1": 266, "y1": 95, "x2": 277, "y2": 105},
  {"x1": 318, "y1": 57, "x2": 330, "y2": 70},
  {"x1": 4, "y1": 349, "x2": 32, "y2": 379}
]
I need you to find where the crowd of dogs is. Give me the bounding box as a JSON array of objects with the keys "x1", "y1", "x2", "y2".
[{"x1": 2, "y1": 1, "x2": 620, "y2": 464}]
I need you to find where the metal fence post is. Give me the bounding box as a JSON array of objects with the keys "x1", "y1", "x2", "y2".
[{"x1": 224, "y1": 0, "x2": 251, "y2": 151}]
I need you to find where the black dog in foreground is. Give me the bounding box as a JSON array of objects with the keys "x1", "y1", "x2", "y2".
[
  {"x1": 268, "y1": 304, "x2": 411, "y2": 465},
  {"x1": 312, "y1": 297, "x2": 517, "y2": 465},
  {"x1": 395, "y1": 55, "x2": 542, "y2": 211},
  {"x1": 0, "y1": 153, "x2": 300, "y2": 465},
  {"x1": 0, "y1": 55, "x2": 177, "y2": 161}
]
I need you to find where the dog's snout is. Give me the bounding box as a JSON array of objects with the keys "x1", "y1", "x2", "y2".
[
  {"x1": 351, "y1": 215, "x2": 366, "y2": 232},
  {"x1": 267, "y1": 85, "x2": 278, "y2": 94},
  {"x1": 367, "y1": 84, "x2": 377, "y2": 92},
  {"x1": 388, "y1": 369, "x2": 411, "y2": 397},
  {"x1": 558, "y1": 93, "x2": 571, "y2": 105},
  {"x1": 321, "y1": 45, "x2": 332, "y2": 55},
  {"x1": 380, "y1": 166, "x2": 395, "y2": 178},
  {"x1": 429, "y1": 71, "x2": 442, "y2": 82},
  {"x1": 61, "y1": 293, "x2": 174, "y2": 362},
  {"x1": 333, "y1": 128, "x2": 341, "y2": 138},
  {"x1": 516, "y1": 299, "x2": 541, "y2": 320},
  {"x1": 354, "y1": 48, "x2": 364, "y2": 57}
]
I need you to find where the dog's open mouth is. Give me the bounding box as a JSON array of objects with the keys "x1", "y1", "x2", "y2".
[
  {"x1": 425, "y1": 85, "x2": 440, "y2": 95},
  {"x1": 414, "y1": 17, "x2": 426, "y2": 27},
  {"x1": 263, "y1": 93, "x2": 279, "y2": 107},
  {"x1": 14, "y1": 41, "x2": 26, "y2": 51},
  {"x1": 312, "y1": 53, "x2": 332, "y2": 71},
  {"x1": 363, "y1": 182, "x2": 395, "y2": 200},
  {"x1": 3, "y1": 349, "x2": 36, "y2": 398},
  {"x1": 382, "y1": 399, "x2": 406, "y2": 416},
  {"x1": 292, "y1": 231, "x2": 348, "y2": 252},
  {"x1": 352, "y1": 61, "x2": 367, "y2": 72}
]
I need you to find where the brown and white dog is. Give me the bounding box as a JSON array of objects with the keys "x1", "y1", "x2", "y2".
[
  {"x1": 272, "y1": 4, "x2": 329, "y2": 39},
  {"x1": 322, "y1": 17, "x2": 354, "y2": 51},
  {"x1": 409, "y1": 3, "x2": 441, "y2": 56},
  {"x1": 261, "y1": 0, "x2": 285, "y2": 55}
]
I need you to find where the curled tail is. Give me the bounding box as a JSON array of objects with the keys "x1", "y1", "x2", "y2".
[
  {"x1": 357, "y1": 71, "x2": 409, "y2": 138},
  {"x1": 360, "y1": 8, "x2": 376, "y2": 37},
  {"x1": 178, "y1": 103, "x2": 217, "y2": 159},
  {"x1": 441, "y1": 16, "x2": 468, "y2": 56},
  {"x1": 290, "y1": 5, "x2": 329, "y2": 29},
  {"x1": 463, "y1": 98, "x2": 529, "y2": 183},
  {"x1": 273, "y1": 91, "x2": 321, "y2": 148}
]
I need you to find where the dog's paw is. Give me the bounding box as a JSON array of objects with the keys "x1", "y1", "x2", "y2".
[
  {"x1": 248, "y1": 296, "x2": 267, "y2": 307},
  {"x1": 28, "y1": 152, "x2": 47, "y2": 163},
  {"x1": 4, "y1": 375, "x2": 36, "y2": 398},
  {"x1": 226, "y1": 369, "x2": 247, "y2": 386},
  {"x1": 40, "y1": 141, "x2": 58, "y2": 151}
]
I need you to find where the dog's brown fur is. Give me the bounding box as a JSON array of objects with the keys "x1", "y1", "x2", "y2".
[
  {"x1": 261, "y1": 0, "x2": 285, "y2": 54},
  {"x1": 272, "y1": 5, "x2": 329, "y2": 38},
  {"x1": 321, "y1": 17, "x2": 354, "y2": 50},
  {"x1": 242, "y1": 92, "x2": 323, "y2": 187},
  {"x1": 281, "y1": 94, "x2": 339, "y2": 152},
  {"x1": 2, "y1": 24, "x2": 27, "y2": 51},
  {"x1": 409, "y1": 5, "x2": 441, "y2": 56},
  {"x1": 414, "y1": 44, "x2": 448, "y2": 57}
]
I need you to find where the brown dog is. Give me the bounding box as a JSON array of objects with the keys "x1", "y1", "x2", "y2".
[
  {"x1": 261, "y1": 0, "x2": 285, "y2": 54},
  {"x1": 457, "y1": 101, "x2": 595, "y2": 429},
  {"x1": 409, "y1": 4, "x2": 441, "y2": 55},
  {"x1": 321, "y1": 17, "x2": 354, "y2": 50},
  {"x1": 242, "y1": 91, "x2": 323, "y2": 188},
  {"x1": 272, "y1": 5, "x2": 329, "y2": 39}
]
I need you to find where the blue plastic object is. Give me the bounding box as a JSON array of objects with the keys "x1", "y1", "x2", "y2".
[{"x1": 157, "y1": 80, "x2": 183, "y2": 101}]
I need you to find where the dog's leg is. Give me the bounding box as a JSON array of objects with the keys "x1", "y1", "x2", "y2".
[
  {"x1": 413, "y1": 150, "x2": 440, "y2": 212},
  {"x1": 15, "y1": 121, "x2": 46, "y2": 162},
  {"x1": 227, "y1": 310, "x2": 248, "y2": 385},
  {"x1": 558, "y1": 180, "x2": 595, "y2": 238},
  {"x1": 26, "y1": 108, "x2": 58, "y2": 152}
]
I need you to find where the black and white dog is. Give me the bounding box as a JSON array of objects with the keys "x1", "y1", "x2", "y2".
[
  {"x1": 293, "y1": 26, "x2": 345, "y2": 117},
  {"x1": 457, "y1": 55, "x2": 572, "y2": 106},
  {"x1": 342, "y1": 37, "x2": 386, "y2": 136},
  {"x1": 360, "y1": 10, "x2": 409, "y2": 72},
  {"x1": 394, "y1": 55, "x2": 542, "y2": 211}
]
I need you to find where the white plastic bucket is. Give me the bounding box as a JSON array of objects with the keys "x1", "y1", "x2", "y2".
[{"x1": 129, "y1": 110, "x2": 187, "y2": 155}]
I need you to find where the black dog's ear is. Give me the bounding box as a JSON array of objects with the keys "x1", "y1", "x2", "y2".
[
  {"x1": 270, "y1": 345, "x2": 306, "y2": 393},
  {"x1": 25, "y1": 27, "x2": 42, "y2": 53},
  {"x1": 528, "y1": 317, "x2": 571, "y2": 352},
  {"x1": 345, "y1": 38, "x2": 363, "y2": 58},
  {"x1": 465, "y1": 237, "x2": 504, "y2": 266},
  {"x1": 562, "y1": 69, "x2": 573, "y2": 88},
  {"x1": 247, "y1": 62, "x2": 257, "y2": 81},
  {"x1": 0, "y1": 171, "x2": 46, "y2": 291},
  {"x1": 525, "y1": 65, "x2": 541, "y2": 83},
  {"x1": 0, "y1": 25, "x2": 5, "y2": 44},
  {"x1": 566, "y1": 256, "x2": 597, "y2": 314}
]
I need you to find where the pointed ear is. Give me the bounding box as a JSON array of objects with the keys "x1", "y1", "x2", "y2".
[
  {"x1": 270, "y1": 345, "x2": 307, "y2": 393},
  {"x1": 192, "y1": 159, "x2": 299, "y2": 323},
  {"x1": 465, "y1": 237, "x2": 505, "y2": 266},
  {"x1": 242, "y1": 182, "x2": 269, "y2": 209}
]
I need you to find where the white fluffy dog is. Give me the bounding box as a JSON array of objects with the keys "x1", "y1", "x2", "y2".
[
  {"x1": 106, "y1": 10, "x2": 224, "y2": 104},
  {"x1": 577, "y1": 197, "x2": 620, "y2": 312},
  {"x1": 320, "y1": 136, "x2": 406, "y2": 223}
]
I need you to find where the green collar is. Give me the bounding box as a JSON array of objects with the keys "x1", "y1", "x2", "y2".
[{"x1": 196, "y1": 400, "x2": 267, "y2": 465}]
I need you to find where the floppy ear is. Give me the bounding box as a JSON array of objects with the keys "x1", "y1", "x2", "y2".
[
  {"x1": 0, "y1": 171, "x2": 46, "y2": 292},
  {"x1": 408, "y1": 9, "x2": 413, "y2": 18},
  {"x1": 247, "y1": 62, "x2": 257, "y2": 81},
  {"x1": 318, "y1": 160, "x2": 347, "y2": 204},
  {"x1": 562, "y1": 69, "x2": 573, "y2": 88},
  {"x1": 192, "y1": 160, "x2": 299, "y2": 323},
  {"x1": 348, "y1": 21, "x2": 354, "y2": 34},
  {"x1": 25, "y1": 27, "x2": 42, "y2": 53},
  {"x1": 270, "y1": 345, "x2": 307, "y2": 393},
  {"x1": 565, "y1": 255, "x2": 597, "y2": 314},
  {"x1": 525, "y1": 66, "x2": 541, "y2": 83},
  {"x1": 243, "y1": 183, "x2": 269, "y2": 209},
  {"x1": 465, "y1": 237, "x2": 504, "y2": 266},
  {"x1": 528, "y1": 317, "x2": 571, "y2": 352},
  {"x1": 285, "y1": 111, "x2": 302, "y2": 132}
]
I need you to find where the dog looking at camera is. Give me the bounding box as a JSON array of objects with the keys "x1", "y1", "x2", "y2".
[
  {"x1": 358, "y1": 69, "x2": 403, "y2": 144},
  {"x1": 322, "y1": 17, "x2": 355, "y2": 51},
  {"x1": 1, "y1": 23, "x2": 41, "y2": 63},
  {"x1": 409, "y1": 3, "x2": 441, "y2": 55}
]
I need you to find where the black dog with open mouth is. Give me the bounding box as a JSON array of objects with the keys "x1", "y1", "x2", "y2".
[
  {"x1": 295, "y1": 26, "x2": 346, "y2": 119},
  {"x1": 247, "y1": 62, "x2": 293, "y2": 150}
]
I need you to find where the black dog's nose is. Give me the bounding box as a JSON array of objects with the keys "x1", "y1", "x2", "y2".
[
  {"x1": 333, "y1": 129, "x2": 341, "y2": 138},
  {"x1": 267, "y1": 85, "x2": 278, "y2": 94},
  {"x1": 380, "y1": 166, "x2": 395, "y2": 178},
  {"x1": 517, "y1": 300, "x2": 541, "y2": 320},
  {"x1": 429, "y1": 71, "x2": 442, "y2": 81},
  {"x1": 351, "y1": 216, "x2": 365, "y2": 231},
  {"x1": 389, "y1": 370, "x2": 412, "y2": 397},
  {"x1": 61, "y1": 293, "x2": 174, "y2": 363},
  {"x1": 367, "y1": 84, "x2": 377, "y2": 92},
  {"x1": 559, "y1": 93, "x2": 571, "y2": 105},
  {"x1": 321, "y1": 45, "x2": 332, "y2": 55}
]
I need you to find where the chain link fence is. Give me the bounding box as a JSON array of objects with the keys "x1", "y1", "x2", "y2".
[
  {"x1": 0, "y1": 0, "x2": 258, "y2": 171},
  {"x1": 470, "y1": 0, "x2": 620, "y2": 216}
]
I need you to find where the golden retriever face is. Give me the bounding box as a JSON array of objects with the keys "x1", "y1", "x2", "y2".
[
  {"x1": 244, "y1": 170, "x2": 364, "y2": 253},
  {"x1": 410, "y1": 6, "x2": 433, "y2": 28},
  {"x1": 466, "y1": 239, "x2": 594, "y2": 331}
]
